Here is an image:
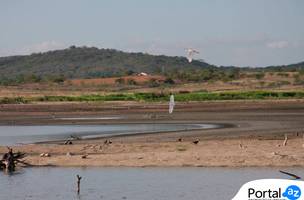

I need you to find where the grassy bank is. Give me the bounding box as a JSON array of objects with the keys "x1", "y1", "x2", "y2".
[{"x1": 1, "y1": 91, "x2": 304, "y2": 104}]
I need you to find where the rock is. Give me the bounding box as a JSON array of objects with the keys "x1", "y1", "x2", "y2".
[
  {"x1": 40, "y1": 153, "x2": 51, "y2": 157},
  {"x1": 66, "y1": 152, "x2": 74, "y2": 156}
]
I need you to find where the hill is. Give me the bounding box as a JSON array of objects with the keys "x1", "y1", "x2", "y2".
[{"x1": 0, "y1": 46, "x2": 217, "y2": 80}]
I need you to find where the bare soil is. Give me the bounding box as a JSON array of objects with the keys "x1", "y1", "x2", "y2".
[{"x1": 1, "y1": 100, "x2": 304, "y2": 167}]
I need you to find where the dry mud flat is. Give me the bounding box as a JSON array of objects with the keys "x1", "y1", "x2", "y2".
[{"x1": 0, "y1": 100, "x2": 304, "y2": 167}]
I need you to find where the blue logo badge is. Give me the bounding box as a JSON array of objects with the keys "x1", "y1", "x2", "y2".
[{"x1": 283, "y1": 185, "x2": 301, "y2": 200}]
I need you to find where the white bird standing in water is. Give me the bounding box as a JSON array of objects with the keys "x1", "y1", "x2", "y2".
[
  {"x1": 184, "y1": 47, "x2": 199, "y2": 62},
  {"x1": 169, "y1": 94, "x2": 175, "y2": 114}
]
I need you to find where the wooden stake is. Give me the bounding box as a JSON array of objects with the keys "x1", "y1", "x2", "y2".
[
  {"x1": 77, "y1": 175, "x2": 82, "y2": 194},
  {"x1": 283, "y1": 134, "x2": 288, "y2": 146}
]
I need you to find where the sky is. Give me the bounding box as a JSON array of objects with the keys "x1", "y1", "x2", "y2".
[{"x1": 0, "y1": 0, "x2": 303, "y2": 67}]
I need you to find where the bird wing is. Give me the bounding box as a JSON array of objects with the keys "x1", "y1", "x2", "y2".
[
  {"x1": 189, "y1": 47, "x2": 194, "y2": 51},
  {"x1": 279, "y1": 170, "x2": 301, "y2": 180},
  {"x1": 188, "y1": 51, "x2": 194, "y2": 62},
  {"x1": 169, "y1": 95, "x2": 175, "y2": 114}
]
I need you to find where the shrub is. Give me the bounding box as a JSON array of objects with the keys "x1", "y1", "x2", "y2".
[
  {"x1": 298, "y1": 69, "x2": 304, "y2": 75},
  {"x1": 259, "y1": 81, "x2": 265, "y2": 87},
  {"x1": 247, "y1": 73, "x2": 265, "y2": 80},
  {"x1": 115, "y1": 78, "x2": 125, "y2": 84},
  {"x1": 148, "y1": 78, "x2": 157, "y2": 85},
  {"x1": 164, "y1": 78, "x2": 175, "y2": 84},
  {"x1": 52, "y1": 74, "x2": 66, "y2": 83},
  {"x1": 179, "y1": 90, "x2": 190, "y2": 94},
  {"x1": 221, "y1": 77, "x2": 230, "y2": 83},
  {"x1": 177, "y1": 147, "x2": 187, "y2": 151},
  {"x1": 277, "y1": 73, "x2": 289, "y2": 77},
  {"x1": 276, "y1": 81, "x2": 291, "y2": 86},
  {"x1": 126, "y1": 78, "x2": 137, "y2": 85},
  {"x1": 267, "y1": 82, "x2": 276, "y2": 88}
]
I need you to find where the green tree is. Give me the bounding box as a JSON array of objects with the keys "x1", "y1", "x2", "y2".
[
  {"x1": 164, "y1": 78, "x2": 175, "y2": 84},
  {"x1": 253, "y1": 73, "x2": 265, "y2": 80},
  {"x1": 124, "y1": 69, "x2": 134, "y2": 76},
  {"x1": 16, "y1": 74, "x2": 25, "y2": 83},
  {"x1": 298, "y1": 69, "x2": 304, "y2": 75},
  {"x1": 25, "y1": 75, "x2": 41, "y2": 83},
  {"x1": 155, "y1": 67, "x2": 162, "y2": 75},
  {"x1": 53, "y1": 74, "x2": 66, "y2": 83}
]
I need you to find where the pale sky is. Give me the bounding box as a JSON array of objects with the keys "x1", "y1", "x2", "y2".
[{"x1": 0, "y1": 0, "x2": 303, "y2": 67}]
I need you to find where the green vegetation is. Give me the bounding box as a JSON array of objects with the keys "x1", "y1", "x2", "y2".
[
  {"x1": 176, "y1": 147, "x2": 188, "y2": 151},
  {"x1": 277, "y1": 72, "x2": 289, "y2": 77},
  {"x1": 1, "y1": 91, "x2": 304, "y2": 104},
  {"x1": 299, "y1": 69, "x2": 304, "y2": 75},
  {"x1": 0, "y1": 46, "x2": 216, "y2": 81},
  {"x1": 293, "y1": 74, "x2": 304, "y2": 84},
  {"x1": 246, "y1": 73, "x2": 265, "y2": 80},
  {"x1": 276, "y1": 81, "x2": 291, "y2": 86},
  {"x1": 163, "y1": 68, "x2": 245, "y2": 84},
  {"x1": 0, "y1": 94, "x2": 135, "y2": 104},
  {"x1": 1, "y1": 46, "x2": 303, "y2": 86}
]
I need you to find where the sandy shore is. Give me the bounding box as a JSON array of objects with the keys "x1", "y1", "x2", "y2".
[{"x1": 1, "y1": 100, "x2": 304, "y2": 167}]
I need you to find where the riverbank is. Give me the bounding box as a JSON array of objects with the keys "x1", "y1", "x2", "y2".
[{"x1": 1, "y1": 100, "x2": 304, "y2": 167}]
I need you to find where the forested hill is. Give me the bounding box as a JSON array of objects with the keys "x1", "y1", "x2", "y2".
[{"x1": 0, "y1": 46, "x2": 217, "y2": 79}]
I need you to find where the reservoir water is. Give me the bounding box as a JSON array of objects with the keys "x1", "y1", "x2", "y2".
[
  {"x1": 0, "y1": 167, "x2": 300, "y2": 200},
  {"x1": 0, "y1": 124, "x2": 219, "y2": 146}
]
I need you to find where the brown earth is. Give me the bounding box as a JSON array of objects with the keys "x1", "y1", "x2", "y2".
[
  {"x1": 1, "y1": 100, "x2": 304, "y2": 167},
  {"x1": 65, "y1": 75, "x2": 166, "y2": 85},
  {"x1": 1, "y1": 72, "x2": 303, "y2": 98}
]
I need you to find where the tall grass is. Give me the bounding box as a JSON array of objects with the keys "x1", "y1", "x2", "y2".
[
  {"x1": 1, "y1": 91, "x2": 304, "y2": 104},
  {"x1": 135, "y1": 91, "x2": 304, "y2": 102},
  {"x1": 0, "y1": 94, "x2": 135, "y2": 104}
]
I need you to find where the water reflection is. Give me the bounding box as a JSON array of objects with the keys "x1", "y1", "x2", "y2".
[{"x1": 0, "y1": 124, "x2": 219, "y2": 146}]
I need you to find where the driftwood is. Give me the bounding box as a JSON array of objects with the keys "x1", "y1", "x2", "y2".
[
  {"x1": 0, "y1": 147, "x2": 27, "y2": 170},
  {"x1": 64, "y1": 140, "x2": 73, "y2": 145},
  {"x1": 283, "y1": 134, "x2": 288, "y2": 146},
  {"x1": 279, "y1": 170, "x2": 301, "y2": 180},
  {"x1": 70, "y1": 135, "x2": 81, "y2": 140},
  {"x1": 77, "y1": 175, "x2": 82, "y2": 194}
]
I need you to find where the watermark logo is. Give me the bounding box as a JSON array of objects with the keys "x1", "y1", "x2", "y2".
[
  {"x1": 282, "y1": 185, "x2": 301, "y2": 200},
  {"x1": 232, "y1": 180, "x2": 304, "y2": 200}
]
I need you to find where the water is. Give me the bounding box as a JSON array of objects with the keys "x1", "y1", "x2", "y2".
[
  {"x1": 0, "y1": 167, "x2": 301, "y2": 200},
  {"x1": 0, "y1": 124, "x2": 219, "y2": 146}
]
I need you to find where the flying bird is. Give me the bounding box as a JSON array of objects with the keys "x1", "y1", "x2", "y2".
[
  {"x1": 184, "y1": 47, "x2": 199, "y2": 62},
  {"x1": 169, "y1": 94, "x2": 175, "y2": 114}
]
